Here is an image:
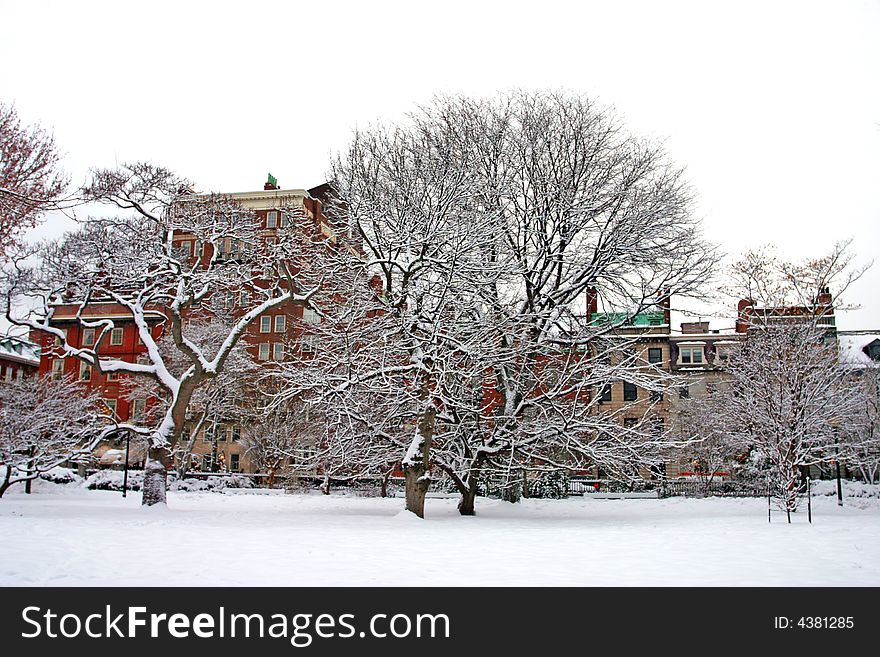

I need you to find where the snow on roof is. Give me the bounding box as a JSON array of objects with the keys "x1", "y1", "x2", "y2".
[
  {"x1": 0, "y1": 336, "x2": 40, "y2": 366},
  {"x1": 838, "y1": 331, "x2": 880, "y2": 368}
]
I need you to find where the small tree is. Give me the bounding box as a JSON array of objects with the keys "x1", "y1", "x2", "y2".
[
  {"x1": 0, "y1": 375, "x2": 107, "y2": 497},
  {"x1": 0, "y1": 102, "x2": 68, "y2": 258},
  {"x1": 711, "y1": 244, "x2": 868, "y2": 519},
  {"x1": 842, "y1": 366, "x2": 880, "y2": 484}
]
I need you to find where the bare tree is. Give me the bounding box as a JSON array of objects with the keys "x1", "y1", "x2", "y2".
[
  {"x1": 3, "y1": 163, "x2": 321, "y2": 505},
  {"x1": 0, "y1": 375, "x2": 107, "y2": 497},
  {"x1": 841, "y1": 366, "x2": 880, "y2": 484},
  {"x1": 0, "y1": 102, "x2": 68, "y2": 258},
  {"x1": 283, "y1": 91, "x2": 717, "y2": 517},
  {"x1": 708, "y1": 245, "x2": 869, "y2": 519}
]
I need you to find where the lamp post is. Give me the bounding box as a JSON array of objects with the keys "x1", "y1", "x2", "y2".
[
  {"x1": 831, "y1": 422, "x2": 843, "y2": 507},
  {"x1": 122, "y1": 431, "x2": 131, "y2": 498}
]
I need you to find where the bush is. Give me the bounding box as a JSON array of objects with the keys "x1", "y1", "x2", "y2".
[
  {"x1": 85, "y1": 470, "x2": 143, "y2": 491},
  {"x1": 528, "y1": 470, "x2": 570, "y2": 499},
  {"x1": 40, "y1": 467, "x2": 83, "y2": 485}
]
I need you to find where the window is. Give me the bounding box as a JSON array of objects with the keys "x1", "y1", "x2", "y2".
[
  {"x1": 110, "y1": 328, "x2": 124, "y2": 346},
  {"x1": 82, "y1": 328, "x2": 96, "y2": 347},
  {"x1": 679, "y1": 347, "x2": 704, "y2": 365},
  {"x1": 53, "y1": 329, "x2": 67, "y2": 347},
  {"x1": 623, "y1": 381, "x2": 638, "y2": 401},
  {"x1": 258, "y1": 343, "x2": 270, "y2": 361},
  {"x1": 230, "y1": 453, "x2": 240, "y2": 472},
  {"x1": 4, "y1": 367, "x2": 12, "y2": 381},
  {"x1": 647, "y1": 347, "x2": 663, "y2": 364},
  {"x1": 232, "y1": 425, "x2": 241, "y2": 442},
  {"x1": 79, "y1": 361, "x2": 91, "y2": 381},
  {"x1": 598, "y1": 383, "x2": 612, "y2": 403},
  {"x1": 303, "y1": 308, "x2": 320, "y2": 325},
  {"x1": 106, "y1": 371, "x2": 119, "y2": 382},
  {"x1": 104, "y1": 399, "x2": 118, "y2": 418},
  {"x1": 273, "y1": 343, "x2": 284, "y2": 361},
  {"x1": 650, "y1": 390, "x2": 663, "y2": 402},
  {"x1": 16, "y1": 369, "x2": 23, "y2": 381},
  {"x1": 274, "y1": 315, "x2": 286, "y2": 332},
  {"x1": 864, "y1": 340, "x2": 880, "y2": 363},
  {"x1": 132, "y1": 399, "x2": 146, "y2": 422},
  {"x1": 51, "y1": 359, "x2": 64, "y2": 380},
  {"x1": 623, "y1": 417, "x2": 638, "y2": 429},
  {"x1": 177, "y1": 240, "x2": 192, "y2": 257},
  {"x1": 300, "y1": 334, "x2": 318, "y2": 352},
  {"x1": 678, "y1": 386, "x2": 690, "y2": 399},
  {"x1": 260, "y1": 316, "x2": 272, "y2": 333},
  {"x1": 266, "y1": 211, "x2": 278, "y2": 229},
  {"x1": 239, "y1": 291, "x2": 249, "y2": 307},
  {"x1": 216, "y1": 424, "x2": 227, "y2": 442}
]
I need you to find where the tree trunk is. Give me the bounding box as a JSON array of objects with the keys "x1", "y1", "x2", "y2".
[
  {"x1": 380, "y1": 469, "x2": 392, "y2": 498},
  {"x1": 142, "y1": 446, "x2": 169, "y2": 506},
  {"x1": 501, "y1": 470, "x2": 522, "y2": 503},
  {"x1": 320, "y1": 474, "x2": 330, "y2": 495},
  {"x1": 0, "y1": 466, "x2": 12, "y2": 498},
  {"x1": 458, "y1": 484, "x2": 477, "y2": 516},
  {"x1": 404, "y1": 465, "x2": 430, "y2": 518},
  {"x1": 403, "y1": 405, "x2": 436, "y2": 518}
]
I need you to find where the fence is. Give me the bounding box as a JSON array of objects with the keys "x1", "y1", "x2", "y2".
[{"x1": 659, "y1": 479, "x2": 765, "y2": 498}]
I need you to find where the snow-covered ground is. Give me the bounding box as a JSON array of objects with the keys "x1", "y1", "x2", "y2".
[{"x1": 2, "y1": 482, "x2": 879, "y2": 586}]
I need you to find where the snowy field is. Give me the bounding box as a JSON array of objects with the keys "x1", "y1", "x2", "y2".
[{"x1": 2, "y1": 482, "x2": 879, "y2": 586}]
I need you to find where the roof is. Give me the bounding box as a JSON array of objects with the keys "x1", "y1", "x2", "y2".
[
  {"x1": 0, "y1": 336, "x2": 41, "y2": 366},
  {"x1": 838, "y1": 331, "x2": 880, "y2": 368}
]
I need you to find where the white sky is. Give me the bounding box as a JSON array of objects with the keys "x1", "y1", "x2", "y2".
[{"x1": 2, "y1": 0, "x2": 878, "y2": 331}]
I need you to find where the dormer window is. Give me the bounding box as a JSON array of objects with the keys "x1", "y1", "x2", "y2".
[
  {"x1": 864, "y1": 339, "x2": 880, "y2": 363},
  {"x1": 679, "y1": 345, "x2": 704, "y2": 365}
]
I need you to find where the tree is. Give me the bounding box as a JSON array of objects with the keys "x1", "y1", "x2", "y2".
[
  {"x1": 284, "y1": 91, "x2": 718, "y2": 517},
  {"x1": 3, "y1": 163, "x2": 321, "y2": 505},
  {"x1": 0, "y1": 102, "x2": 68, "y2": 258},
  {"x1": 238, "y1": 400, "x2": 323, "y2": 488},
  {"x1": 841, "y1": 365, "x2": 880, "y2": 484},
  {"x1": 707, "y1": 244, "x2": 869, "y2": 519},
  {"x1": 0, "y1": 375, "x2": 106, "y2": 497}
]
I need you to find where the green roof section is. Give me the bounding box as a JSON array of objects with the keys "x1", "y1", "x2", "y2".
[{"x1": 590, "y1": 311, "x2": 666, "y2": 327}]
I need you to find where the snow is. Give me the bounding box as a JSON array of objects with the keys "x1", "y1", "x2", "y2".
[{"x1": 1, "y1": 483, "x2": 879, "y2": 586}]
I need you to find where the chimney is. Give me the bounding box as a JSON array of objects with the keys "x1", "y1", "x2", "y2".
[
  {"x1": 264, "y1": 173, "x2": 279, "y2": 191},
  {"x1": 657, "y1": 288, "x2": 671, "y2": 325},
  {"x1": 586, "y1": 286, "x2": 598, "y2": 318},
  {"x1": 735, "y1": 298, "x2": 753, "y2": 333},
  {"x1": 817, "y1": 286, "x2": 832, "y2": 306},
  {"x1": 681, "y1": 321, "x2": 710, "y2": 335}
]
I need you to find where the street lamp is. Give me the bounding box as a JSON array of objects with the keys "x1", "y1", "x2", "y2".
[
  {"x1": 122, "y1": 430, "x2": 131, "y2": 498},
  {"x1": 831, "y1": 421, "x2": 843, "y2": 507}
]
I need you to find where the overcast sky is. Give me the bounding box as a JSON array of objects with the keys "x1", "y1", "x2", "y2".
[{"x1": 2, "y1": 0, "x2": 878, "y2": 331}]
